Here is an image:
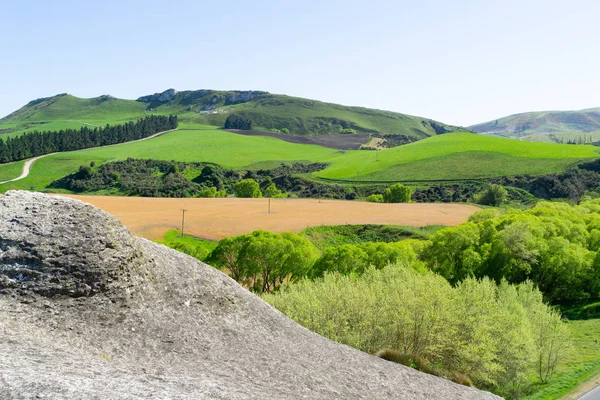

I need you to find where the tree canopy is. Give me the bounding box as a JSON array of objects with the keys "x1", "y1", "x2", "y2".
[{"x1": 384, "y1": 183, "x2": 412, "y2": 203}]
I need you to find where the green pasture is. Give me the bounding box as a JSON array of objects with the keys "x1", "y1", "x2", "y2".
[
  {"x1": 0, "y1": 161, "x2": 24, "y2": 182},
  {"x1": 524, "y1": 318, "x2": 600, "y2": 400},
  {"x1": 0, "y1": 94, "x2": 149, "y2": 137},
  {"x1": 0, "y1": 129, "x2": 338, "y2": 191},
  {"x1": 1, "y1": 130, "x2": 598, "y2": 193},
  {"x1": 315, "y1": 132, "x2": 599, "y2": 181}
]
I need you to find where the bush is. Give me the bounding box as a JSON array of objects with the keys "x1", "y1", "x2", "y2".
[
  {"x1": 264, "y1": 267, "x2": 571, "y2": 395},
  {"x1": 341, "y1": 128, "x2": 357, "y2": 134},
  {"x1": 209, "y1": 230, "x2": 319, "y2": 292},
  {"x1": 198, "y1": 186, "x2": 218, "y2": 198},
  {"x1": 475, "y1": 184, "x2": 507, "y2": 206},
  {"x1": 234, "y1": 178, "x2": 262, "y2": 198},
  {"x1": 384, "y1": 184, "x2": 412, "y2": 203},
  {"x1": 366, "y1": 194, "x2": 384, "y2": 203},
  {"x1": 263, "y1": 183, "x2": 283, "y2": 198}
]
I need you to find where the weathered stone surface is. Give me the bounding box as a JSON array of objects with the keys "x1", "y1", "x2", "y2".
[
  {"x1": 224, "y1": 91, "x2": 267, "y2": 105},
  {"x1": 0, "y1": 191, "x2": 501, "y2": 399},
  {"x1": 137, "y1": 88, "x2": 178, "y2": 103}
]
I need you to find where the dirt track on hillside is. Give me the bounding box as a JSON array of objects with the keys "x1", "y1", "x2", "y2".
[{"x1": 59, "y1": 195, "x2": 480, "y2": 241}]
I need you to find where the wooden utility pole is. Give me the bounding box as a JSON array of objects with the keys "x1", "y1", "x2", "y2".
[
  {"x1": 180, "y1": 209, "x2": 187, "y2": 237},
  {"x1": 268, "y1": 198, "x2": 271, "y2": 214}
]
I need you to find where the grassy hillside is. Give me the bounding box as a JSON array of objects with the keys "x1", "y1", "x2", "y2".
[
  {"x1": 167, "y1": 91, "x2": 460, "y2": 137},
  {"x1": 0, "y1": 94, "x2": 148, "y2": 138},
  {"x1": 1, "y1": 89, "x2": 462, "y2": 139},
  {"x1": 470, "y1": 107, "x2": 600, "y2": 142},
  {"x1": 1, "y1": 129, "x2": 597, "y2": 193},
  {"x1": 314, "y1": 132, "x2": 599, "y2": 181},
  {"x1": 0, "y1": 161, "x2": 24, "y2": 182}
]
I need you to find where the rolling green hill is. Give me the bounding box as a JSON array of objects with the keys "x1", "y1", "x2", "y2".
[
  {"x1": 0, "y1": 130, "x2": 596, "y2": 193},
  {"x1": 470, "y1": 107, "x2": 600, "y2": 142},
  {"x1": 0, "y1": 93, "x2": 148, "y2": 138},
  {"x1": 0, "y1": 89, "x2": 463, "y2": 138}
]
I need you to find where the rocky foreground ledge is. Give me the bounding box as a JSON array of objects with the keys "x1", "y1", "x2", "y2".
[{"x1": 0, "y1": 191, "x2": 500, "y2": 399}]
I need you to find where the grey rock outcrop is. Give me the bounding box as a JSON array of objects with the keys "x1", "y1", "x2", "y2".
[
  {"x1": 137, "y1": 88, "x2": 178, "y2": 103},
  {"x1": 0, "y1": 191, "x2": 501, "y2": 400},
  {"x1": 224, "y1": 90, "x2": 268, "y2": 105}
]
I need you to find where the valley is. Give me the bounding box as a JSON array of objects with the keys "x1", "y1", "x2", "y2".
[{"x1": 2, "y1": 88, "x2": 600, "y2": 400}]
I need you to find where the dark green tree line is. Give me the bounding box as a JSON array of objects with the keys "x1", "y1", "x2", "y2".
[{"x1": 0, "y1": 115, "x2": 178, "y2": 163}]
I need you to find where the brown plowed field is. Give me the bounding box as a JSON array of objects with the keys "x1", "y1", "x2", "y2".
[{"x1": 59, "y1": 195, "x2": 480, "y2": 241}]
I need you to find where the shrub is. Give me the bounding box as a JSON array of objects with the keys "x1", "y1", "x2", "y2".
[
  {"x1": 341, "y1": 128, "x2": 357, "y2": 134},
  {"x1": 234, "y1": 178, "x2": 262, "y2": 198},
  {"x1": 263, "y1": 183, "x2": 283, "y2": 198},
  {"x1": 384, "y1": 184, "x2": 412, "y2": 203},
  {"x1": 264, "y1": 267, "x2": 571, "y2": 395},
  {"x1": 198, "y1": 186, "x2": 218, "y2": 198},
  {"x1": 475, "y1": 184, "x2": 507, "y2": 206},
  {"x1": 366, "y1": 194, "x2": 384, "y2": 203}
]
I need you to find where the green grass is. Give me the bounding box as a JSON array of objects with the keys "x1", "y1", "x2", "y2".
[
  {"x1": 314, "y1": 133, "x2": 598, "y2": 182},
  {"x1": 0, "y1": 129, "x2": 337, "y2": 191},
  {"x1": 523, "y1": 318, "x2": 600, "y2": 400},
  {"x1": 217, "y1": 94, "x2": 459, "y2": 136},
  {"x1": 1, "y1": 90, "x2": 461, "y2": 138},
  {"x1": 0, "y1": 162, "x2": 23, "y2": 182},
  {"x1": 300, "y1": 224, "x2": 444, "y2": 251},
  {"x1": 158, "y1": 229, "x2": 218, "y2": 261},
  {"x1": 1, "y1": 130, "x2": 598, "y2": 192},
  {"x1": 470, "y1": 107, "x2": 600, "y2": 140},
  {"x1": 0, "y1": 94, "x2": 148, "y2": 137}
]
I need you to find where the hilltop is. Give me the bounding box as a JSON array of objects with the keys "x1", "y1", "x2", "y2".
[
  {"x1": 0, "y1": 191, "x2": 498, "y2": 399},
  {"x1": 470, "y1": 107, "x2": 600, "y2": 142},
  {"x1": 0, "y1": 89, "x2": 463, "y2": 138}
]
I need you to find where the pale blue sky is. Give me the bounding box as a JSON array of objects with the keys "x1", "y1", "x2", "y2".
[{"x1": 1, "y1": 0, "x2": 599, "y2": 126}]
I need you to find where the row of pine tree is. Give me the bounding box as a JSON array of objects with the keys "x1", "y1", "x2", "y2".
[{"x1": 0, "y1": 115, "x2": 178, "y2": 163}]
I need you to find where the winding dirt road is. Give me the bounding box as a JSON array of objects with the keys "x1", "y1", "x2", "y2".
[{"x1": 0, "y1": 129, "x2": 177, "y2": 185}]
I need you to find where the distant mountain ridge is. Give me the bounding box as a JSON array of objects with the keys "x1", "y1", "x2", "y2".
[
  {"x1": 0, "y1": 89, "x2": 464, "y2": 138},
  {"x1": 470, "y1": 107, "x2": 600, "y2": 141}
]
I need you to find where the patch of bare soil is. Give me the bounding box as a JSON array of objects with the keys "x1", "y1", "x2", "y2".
[{"x1": 58, "y1": 195, "x2": 480, "y2": 241}]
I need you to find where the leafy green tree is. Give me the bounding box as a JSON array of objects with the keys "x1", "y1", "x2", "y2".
[
  {"x1": 476, "y1": 184, "x2": 507, "y2": 206},
  {"x1": 210, "y1": 231, "x2": 318, "y2": 292},
  {"x1": 384, "y1": 184, "x2": 412, "y2": 203},
  {"x1": 424, "y1": 223, "x2": 482, "y2": 283},
  {"x1": 311, "y1": 244, "x2": 369, "y2": 278},
  {"x1": 421, "y1": 200, "x2": 600, "y2": 302},
  {"x1": 366, "y1": 194, "x2": 384, "y2": 203},
  {"x1": 198, "y1": 186, "x2": 218, "y2": 198},
  {"x1": 234, "y1": 178, "x2": 262, "y2": 198},
  {"x1": 264, "y1": 265, "x2": 569, "y2": 395},
  {"x1": 76, "y1": 165, "x2": 93, "y2": 179},
  {"x1": 208, "y1": 235, "x2": 254, "y2": 283},
  {"x1": 263, "y1": 183, "x2": 283, "y2": 198}
]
